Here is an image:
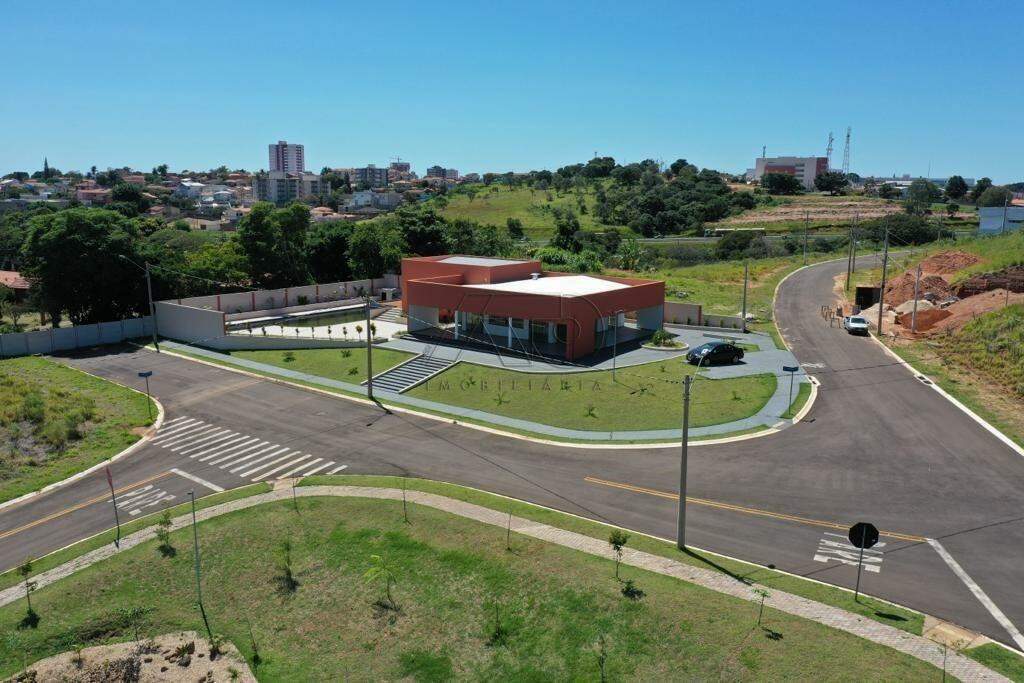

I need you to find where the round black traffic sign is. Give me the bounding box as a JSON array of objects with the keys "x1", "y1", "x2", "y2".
[{"x1": 848, "y1": 522, "x2": 879, "y2": 549}]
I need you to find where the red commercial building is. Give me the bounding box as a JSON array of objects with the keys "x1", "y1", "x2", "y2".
[{"x1": 401, "y1": 255, "x2": 665, "y2": 361}]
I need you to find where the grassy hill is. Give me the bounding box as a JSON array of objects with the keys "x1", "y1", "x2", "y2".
[
  {"x1": 438, "y1": 184, "x2": 627, "y2": 239},
  {"x1": 1, "y1": 490, "x2": 943, "y2": 680}
]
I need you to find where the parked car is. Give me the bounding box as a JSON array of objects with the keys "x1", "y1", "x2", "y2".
[
  {"x1": 842, "y1": 315, "x2": 870, "y2": 335},
  {"x1": 686, "y1": 341, "x2": 744, "y2": 365}
]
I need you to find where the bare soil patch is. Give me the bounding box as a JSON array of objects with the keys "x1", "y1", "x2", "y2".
[
  {"x1": 918, "y1": 251, "x2": 980, "y2": 275},
  {"x1": 9, "y1": 631, "x2": 254, "y2": 682}
]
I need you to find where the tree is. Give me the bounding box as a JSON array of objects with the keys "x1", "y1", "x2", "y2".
[
  {"x1": 20, "y1": 208, "x2": 144, "y2": 325},
  {"x1": 945, "y1": 202, "x2": 960, "y2": 219},
  {"x1": 306, "y1": 221, "x2": 353, "y2": 282},
  {"x1": 616, "y1": 234, "x2": 644, "y2": 271},
  {"x1": 236, "y1": 202, "x2": 311, "y2": 287},
  {"x1": 155, "y1": 511, "x2": 175, "y2": 557},
  {"x1": 977, "y1": 185, "x2": 1013, "y2": 208},
  {"x1": 18, "y1": 558, "x2": 37, "y2": 628},
  {"x1": 363, "y1": 554, "x2": 399, "y2": 609},
  {"x1": 550, "y1": 208, "x2": 581, "y2": 250},
  {"x1": 348, "y1": 221, "x2": 406, "y2": 279},
  {"x1": 969, "y1": 177, "x2": 993, "y2": 203},
  {"x1": 814, "y1": 170, "x2": 850, "y2": 196},
  {"x1": 944, "y1": 175, "x2": 968, "y2": 200},
  {"x1": 714, "y1": 230, "x2": 758, "y2": 259},
  {"x1": 506, "y1": 217, "x2": 524, "y2": 239},
  {"x1": 904, "y1": 179, "x2": 940, "y2": 215},
  {"x1": 111, "y1": 183, "x2": 151, "y2": 216},
  {"x1": 861, "y1": 214, "x2": 942, "y2": 245},
  {"x1": 760, "y1": 173, "x2": 803, "y2": 195},
  {"x1": 608, "y1": 529, "x2": 629, "y2": 580},
  {"x1": 877, "y1": 183, "x2": 898, "y2": 199}
]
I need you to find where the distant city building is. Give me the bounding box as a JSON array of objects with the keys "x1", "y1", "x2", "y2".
[
  {"x1": 268, "y1": 140, "x2": 305, "y2": 173},
  {"x1": 174, "y1": 180, "x2": 206, "y2": 199},
  {"x1": 753, "y1": 156, "x2": 828, "y2": 190},
  {"x1": 462, "y1": 172, "x2": 480, "y2": 182},
  {"x1": 372, "y1": 191, "x2": 404, "y2": 210},
  {"x1": 979, "y1": 207, "x2": 1024, "y2": 235},
  {"x1": 389, "y1": 161, "x2": 411, "y2": 173},
  {"x1": 253, "y1": 171, "x2": 328, "y2": 205},
  {"x1": 426, "y1": 165, "x2": 459, "y2": 180},
  {"x1": 351, "y1": 165, "x2": 389, "y2": 188}
]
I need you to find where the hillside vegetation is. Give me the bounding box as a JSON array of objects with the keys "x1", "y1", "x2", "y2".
[
  {"x1": 0, "y1": 357, "x2": 155, "y2": 501},
  {"x1": 934, "y1": 304, "x2": 1024, "y2": 396}
]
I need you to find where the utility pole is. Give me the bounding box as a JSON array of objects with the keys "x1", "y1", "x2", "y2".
[
  {"x1": 105, "y1": 467, "x2": 121, "y2": 548},
  {"x1": 850, "y1": 212, "x2": 858, "y2": 275},
  {"x1": 803, "y1": 211, "x2": 809, "y2": 266},
  {"x1": 145, "y1": 262, "x2": 160, "y2": 352},
  {"x1": 365, "y1": 297, "x2": 373, "y2": 401},
  {"x1": 611, "y1": 312, "x2": 619, "y2": 381},
  {"x1": 676, "y1": 374, "x2": 693, "y2": 550},
  {"x1": 845, "y1": 225, "x2": 854, "y2": 291},
  {"x1": 911, "y1": 264, "x2": 922, "y2": 333},
  {"x1": 876, "y1": 228, "x2": 890, "y2": 335},
  {"x1": 741, "y1": 261, "x2": 749, "y2": 333}
]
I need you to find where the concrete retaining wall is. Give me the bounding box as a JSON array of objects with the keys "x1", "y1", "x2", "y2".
[
  {"x1": 226, "y1": 297, "x2": 367, "y2": 323},
  {"x1": 0, "y1": 317, "x2": 153, "y2": 358},
  {"x1": 154, "y1": 302, "x2": 225, "y2": 345},
  {"x1": 174, "y1": 277, "x2": 391, "y2": 314},
  {"x1": 664, "y1": 301, "x2": 744, "y2": 329}
]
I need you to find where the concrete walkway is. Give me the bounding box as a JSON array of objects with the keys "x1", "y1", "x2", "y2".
[
  {"x1": 161, "y1": 340, "x2": 809, "y2": 442},
  {"x1": 0, "y1": 485, "x2": 1005, "y2": 682}
]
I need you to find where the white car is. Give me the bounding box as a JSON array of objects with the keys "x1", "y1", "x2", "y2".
[{"x1": 843, "y1": 315, "x2": 870, "y2": 335}]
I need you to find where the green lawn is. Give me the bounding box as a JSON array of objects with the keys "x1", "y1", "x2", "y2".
[
  {"x1": 781, "y1": 380, "x2": 813, "y2": 419},
  {"x1": 0, "y1": 357, "x2": 156, "y2": 503},
  {"x1": 406, "y1": 360, "x2": 776, "y2": 432},
  {"x1": 438, "y1": 183, "x2": 628, "y2": 239},
  {"x1": 1, "y1": 494, "x2": 940, "y2": 680},
  {"x1": 965, "y1": 643, "x2": 1024, "y2": 682},
  {"x1": 226, "y1": 346, "x2": 412, "y2": 383}
]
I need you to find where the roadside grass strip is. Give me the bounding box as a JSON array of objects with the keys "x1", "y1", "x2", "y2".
[{"x1": 0, "y1": 484, "x2": 998, "y2": 680}]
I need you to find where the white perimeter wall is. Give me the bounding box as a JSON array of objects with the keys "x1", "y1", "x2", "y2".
[
  {"x1": 172, "y1": 276, "x2": 399, "y2": 314},
  {"x1": 154, "y1": 302, "x2": 225, "y2": 344},
  {"x1": 0, "y1": 317, "x2": 153, "y2": 357}
]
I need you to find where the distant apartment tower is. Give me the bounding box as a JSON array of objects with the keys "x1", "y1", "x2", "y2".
[
  {"x1": 426, "y1": 165, "x2": 459, "y2": 180},
  {"x1": 389, "y1": 161, "x2": 411, "y2": 173},
  {"x1": 351, "y1": 165, "x2": 389, "y2": 188},
  {"x1": 753, "y1": 156, "x2": 828, "y2": 190},
  {"x1": 253, "y1": 171, "x2": 328, "y2": 205},
  {"x1": 268, "y1": 140, "x2": 305, "y2": 173}
]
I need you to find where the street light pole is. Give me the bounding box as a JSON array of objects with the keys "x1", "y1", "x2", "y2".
[
  {"x1": 145, "y1": 261, "x2": 160, "y2": 352},
  {"x1": 741, "y1": 261, "x2": 749, "y2": 333},
  {"x1": 676, "y1": 373, "x2": 693, "y2": 551},
  {"x1": 911, "y1": 264, "x2": 922, "y2": 333},
  {"x1": 189, "y1": 491, "x2": 213, "y2": 639},
  {"x1": 365, "y1": 296, "x2": 373, "y2": 401}
]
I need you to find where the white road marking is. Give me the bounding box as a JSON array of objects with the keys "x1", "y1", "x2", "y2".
[
  {"x1": 196, "y1": 438, "x2": 264, "y2": 463},
  {"x1": 293, "y1": 461, "x2": 333, "y2": 477},
  {"x1": 170, "y1": 468, "x2": 225, "y2": 492},
  {"x1": 277, "y1": 458, "x2": 323, "y2": 479},
  {"x1": 158, "y1": 425, "x2": 221, "y2": 449},
  {"x1": 238, "y1": 450, "x2": 303, "y2": 478},
  {"x1": 115, "y1": 484, "x2": 175, "y2": 515},
  {"x1": 255, "y1": 454, "x2": 314, "y2": 481},
  {"x1": 226, "y1": 445, "x2": 287, "y2": 472},
  {"x1": 188, "y1": 435, "x2": 254, "y2": 459},
  {"x1": 163, "y1": 416, "x2": 190, "y2": 425},
  {"x1": 171, "y1": 428, "x2": 234, "y2": 452},
  {"x1": 328, "y1": 465, "x2": 349, "y2": 474},
  {"x1": 929, "y1": 538, "x2": 1024, "y2": 650},
  {"x1": 229, "y1": 447, "x2": 290, "y2": 474},
  {"x1": 813, "y1": 532, "x2": 886, "y2": 573},
  {"x1": 150, "y1": 419, "x2": 202, "y2": 441}
]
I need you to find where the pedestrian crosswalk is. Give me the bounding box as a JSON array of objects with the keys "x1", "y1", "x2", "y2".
[{"x1": 153, "y1": 416, "x2": 348, "y2": 482}]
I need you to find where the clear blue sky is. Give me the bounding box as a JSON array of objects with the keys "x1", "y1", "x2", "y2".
[{"x1": 3, "y1": 1, "x2": 1021, "y2": 182}]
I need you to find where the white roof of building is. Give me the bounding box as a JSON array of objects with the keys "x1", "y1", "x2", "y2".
[
  {"x1": 474, "y1": 275, "x2": 629, "y2": 297},
  {"x1": 441, "y1": 256, "x2": 528, "y2": 267}
]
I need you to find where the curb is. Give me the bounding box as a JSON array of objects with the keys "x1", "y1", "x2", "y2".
[{"x1": 0, "y1": 364, "x2": 165, "y2": 513}]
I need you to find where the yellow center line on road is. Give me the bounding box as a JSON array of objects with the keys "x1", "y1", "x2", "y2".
[
  {"x1": 0, "y1": 471, "x2": 173, "y2": 541},
  {"x1": 583, "y1": 476, "x2": 927, "y2": 543}
]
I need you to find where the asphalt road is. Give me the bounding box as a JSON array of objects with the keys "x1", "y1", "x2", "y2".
[{"x1": 2, "y1": 255, "x2": 1023, "y2": 650}]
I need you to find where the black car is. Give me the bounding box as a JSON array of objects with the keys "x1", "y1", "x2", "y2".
[{"x1": 686, "y1": 341, "x2": 744, "y2": 365}]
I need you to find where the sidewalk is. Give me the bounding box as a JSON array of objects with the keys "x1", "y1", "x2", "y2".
[
  {"x1": 0, "y1": 485, "x2": 1006, "y2": 682},
  {"x1": 161, "y1": 340, "x2": 809, "y2": 442}
]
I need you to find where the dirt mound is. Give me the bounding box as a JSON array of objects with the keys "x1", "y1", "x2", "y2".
[
  {"x1": 884, "y1": 272, "x2": 952, "y2": 308},
  {"x1": 954, "y1": 266, "x2": 1024, "y2": 297},
  {"x1": 926, "y1": 289, "x2": 1024, "y2": 333},
  {"x1": 919, "y1": 251, "x2": 980, "y2": 275},
  {"x1": 896, "y1": 307, "x2": 951, "y2": 332}
]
